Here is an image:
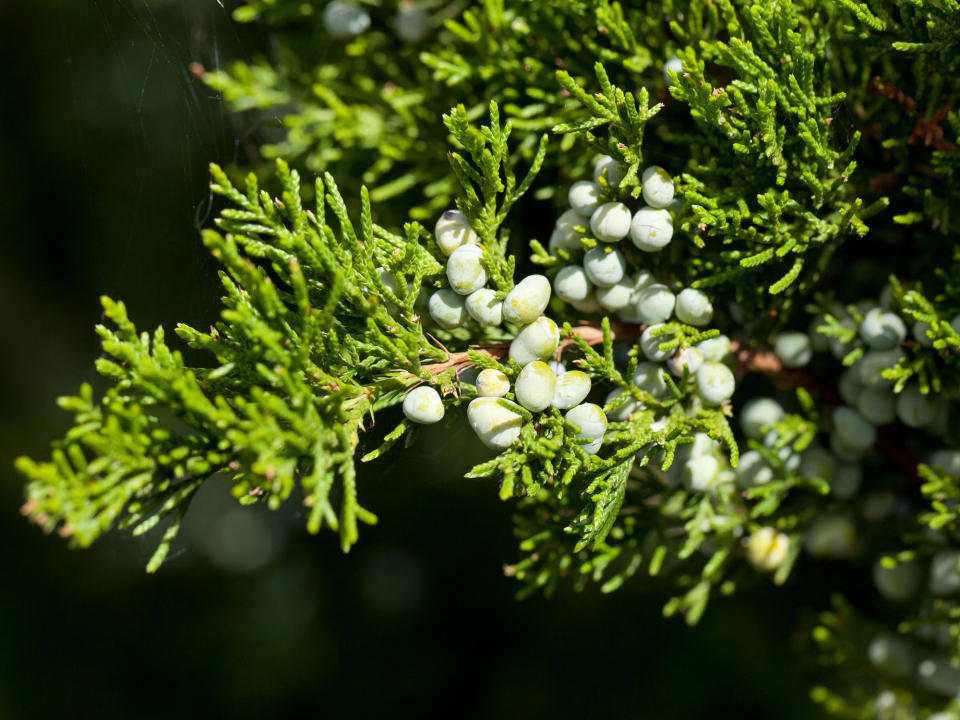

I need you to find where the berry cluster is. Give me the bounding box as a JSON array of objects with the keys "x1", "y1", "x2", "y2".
[
  {"x1": 552, "y1": 158, "x2": 736, "y2": 411},
  {"x1": 412, "y1": 210, "x2": 606, "y2": 451},
  {"x1": 323, "y1": 0, "x2": 431, "y2": 43},
  {"x1": 404, "y1": 157, "x2": 740, "y2": 464},
  {"x1": 401, "y1": 148, "x2": 960, "y2": 671}
]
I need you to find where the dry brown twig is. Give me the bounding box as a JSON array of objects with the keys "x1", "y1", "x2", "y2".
[{"x1": 869, "y1": 76, "x2": 957, "y2": 151}]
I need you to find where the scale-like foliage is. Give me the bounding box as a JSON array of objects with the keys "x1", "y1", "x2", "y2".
[{"x1": 18, "y1": 1, "x2": 960, "y2": 716}]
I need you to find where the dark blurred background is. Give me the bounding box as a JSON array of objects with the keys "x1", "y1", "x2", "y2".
[{"x1": 0, "y1": 2, "x2": 824, "y2": 717}]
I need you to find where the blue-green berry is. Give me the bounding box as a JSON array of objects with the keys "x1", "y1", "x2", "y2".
[
  {"x1": 590, "y1": 202, "x2": 632, "y2": 243},
  {"x1": 553, "y1": 265, "x2": 593, "y2": 303},
  {"x1": 568, "y1": 180, "x2": 602, "y2": 217},
  {"x1": 896, "y1": 384, "x2": 942, "y2": 428},
  {"x1": 774, "y1": 331, "x2": 813, "y2": 368},
  {"x1": 583, "y1": 246, "x2": 626, "y2": 288},
  {"x1": 695, "y1": 361, "x2": 735, "y2": 405},
  {"x1": 636, "y1": 283, "x2": 675, "y2": 324},
  {"x1": 640, "y1": 324, "x2": 674, "y2": 362},
  {"x1": 323, "y1": 0, "x2": 371, "y2": 37},
  {"x1": 860, "y1": 308, "x2": 907, "y2": 349},
  {"x1": 832, "y1": 406, "x2": 876, "y2": 451},
  {"x1": 674, "y1": 288, "x2": 713, "y2": 326},
  {"x1": 640, "y1": 166, "x2": 675, "y2": 208},
  {"x1": 740, "y1": 397, "x2": 785, "y2": 440},
  {"x1": 630, "y1": 207, "x2": 673, "y2": 252}
]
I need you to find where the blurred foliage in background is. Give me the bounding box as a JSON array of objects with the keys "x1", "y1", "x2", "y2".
[{"x1": 0, "y1": 1, "x2": 839, "y2": 717}]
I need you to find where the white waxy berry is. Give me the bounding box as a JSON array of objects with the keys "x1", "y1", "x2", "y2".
[
  {"x1": 393, "y1": 5, "x2": 430, "y2": 42},
  {"x1": 640, "y1": 323, "x2": 674, "y2": 362},
  {"x1": 828, "y1": 315, "x2": 859, "y2": 359},
  {"x1": 377, "y1": 267, "x2": 401, "y2": 315},
  {"x1": 746, "y1": 527, "x2": 790, "y2": 572},
  {"x1": 832, "y1": 406, "x2": 876, "y2": 451},
  {"x1": 378, "y1": 266, "x2": 400, "y2": 296},
  {"x1": 502, "y1": 274, "x2": 551, "y2": 325},
  {"x1": 402, "y1": 386, "x2": 444, "y2": 424},
  {"x1": 856, "y1": 386, "x2": 895, "y2": 425},
  {"x1": 912, "y1": 320, "x2": 934, "y2": 347},
  {"x1": 667, "y1": 346, "x2": 704, "y2": 377},
  {"x1": 838, "y1": 369, "x2": 863, "y2": 406},
  {"x1": 804, "y1": 514, "x2": 856, "y2": 558},
  {"x1": 896, "y1": 384, "x2": 942, "y2": 428},
  {"x1": 857, "y1": 349, "x2": 903, "y2": 387},
  {"x1": 735, "y1": 450, "x2": 774, "y2": 488},
  {"x1": 930, "y1": 551, "x2": 960, "y2": 596},
  {"x1": 879, "y1": 284, "x2": 896, "y2": 310},
  {"x1": 589, "y1": 202, "x2": 632, "y2": 243},
  {"x1": 860, "y1": 308, "x2": 907, "y2": 349},
  {"x1": 688, "y1": 432, "x2": 720, "y2": 459},
  {"x1": 467, "y1": 397, "x2": 523, "y2": 450},
  {"x1": 549, "y1": 209, "x2": 587, "y2": 253},
  {"x1": 616, "y1": 305, "x2": 644, "y2": 325},
  {"x1": 873, "y1": 558, "x2": 922, "y2": 602},
  {"x1": 434, "y1": 209, "x2": 478, "y2": 255},
  {"x1": 916, "y1": 656, "x2": 960, "y2": 697},
  {"x1": 568, "y1": 180, "x2": 602, "y2": 217},
  {"x1": 580, "y1": 437, "x2": 604, "y2": 455},
  {"x1": 867, "y1": 634, "x2": 916, "y2": 679},
  {"x1": 830, "y1": 432, "x2": 866, "y2": 462},
  {"x1": 553, "y1": 265, "x2": 593, "y2": 303},
  {"x1": 696, "y1": 334, "x2": 731, "y2": 362},
  {"x1": 641, "y1": 166, "x2": 675, "y2": 208},
  {"x1": 570, "y1": 292, "x2": 602, "y2": 314},
  {"x1": 475, "y1": 368, "x2": 510, "y2": 398},
  {"x1": 950, "y1": 313, "x2": 960, "y2": 340},
  {"x1": 514, "y1": 361, "x2": 557, "y2": 412},
  {"x1": 446, "y1": 244, "x2": 487, "y2": 295},
  {"x1": 764, "y1": 429, "x2": 801, "y2": 472},
  {"x1": 663, "y1": 56, "x2": 684, "y2": 86},
  {"x1": 593, "y1": 155, "x2": 626, "y2": 188},
  {"x1": 605, "y1": 388, "x2": 638, "y2": 421},
  {"x1": 632, "y1": 269, "x2": 656, "y2": 293},
  {"x1": 509, "y1": 316, "x2": 560, "y2": 366},
  {"x1": 831, "y1": 461, "x2": 862, "y2": 499},
  {"x1": 615, "y1": 271, "x2": 657, "y2": 324},
  {"x1": 428, "y1": 289, "x2": 467, "y2": 329},
  {"x1": 549, "y1": 360, "x2": 567, "y2": 376},
  {"x1": 630, "y1": 207, "x2": 674, "y2": 252},
  {"x1": 595, "y1": 278, "x2": 635, "y2": 312},
  {"x1": 774, "y1": 331, "x2": 813, "y2": 368},
  {"x1": 636, "y1": 283, "x2": 676, "y2": 324},
  {"x1": 565, "y1": 402, "x2": 607, "y2": 455},
  {"x1": 695, "y1": 361, "x2": 736, "y2": 406},
  {"x1": 798, "y1": 447, "x2": 836, "y2": 483},
  {"x1": 683, "y1": 454, "x2": 720, "y2": 492},
  {"x1": 465, "y1": 288, "x2": 503, "y2": 326},
  {"x1": 323, "y1": 0, "x2": 371, "y2": 37},
  {"x1": 552, "y1": 370, "x2": 591, "y2": 409},
  {"x1": 583, "y1": 246, "x2": 626, "y2": 288},
  {"x1": 674, "y1": 288, "x2": 713, "y2": 326},
  {"x1": 929, "y1": 449, "x2": 960, "y2": 476},
  {"x1": 633, "y1": 362, "x2": 669, "y2": 398},
  {"x1": 740, "y1": 398, "x2": 785, "y2": 440},
  {"x1": 808, "y1": 315, "x2": 831, "y2": 352}
]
